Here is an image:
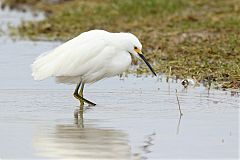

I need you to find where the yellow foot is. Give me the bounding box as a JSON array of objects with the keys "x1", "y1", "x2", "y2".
[
  {"x1": 80, "y1": 100, "x2": 84, "y2": 106},
  {"x1": 73, "y1": 93, "x2": 96, "y2": 106},
  {"x1": 79, "y1": 92, "x2": 84, "y2": 106}
]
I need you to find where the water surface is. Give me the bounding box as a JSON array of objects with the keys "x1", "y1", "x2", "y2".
[{"x1": 0, "y1": 7, "x2": 239, "y2": 160}]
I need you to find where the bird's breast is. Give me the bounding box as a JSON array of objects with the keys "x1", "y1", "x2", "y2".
[{"x1": 107, "y1": 51, "x2": 131, "y2": 76}]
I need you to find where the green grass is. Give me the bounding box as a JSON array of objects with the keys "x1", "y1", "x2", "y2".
[{"x1": 4, "y1": 0, "x2": 240, "y2": 89}]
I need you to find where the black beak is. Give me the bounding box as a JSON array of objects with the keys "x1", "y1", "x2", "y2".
[{"x1": 138, "y1": 53, "x2": 157, "y2": 76}]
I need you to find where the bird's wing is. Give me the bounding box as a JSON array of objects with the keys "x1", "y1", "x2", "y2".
[
  {"x1": 55, "y1": 45, "x2": 117, "y2": 84},
  {"x1": 32, "y1": 30, "x2": 111, "y2": 80}
]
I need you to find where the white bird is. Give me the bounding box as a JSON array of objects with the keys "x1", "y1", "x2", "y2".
[{"x1": 32, "y1": 30, "x2": 156, "y2": 106}]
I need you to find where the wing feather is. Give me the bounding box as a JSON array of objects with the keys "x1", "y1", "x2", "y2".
[{"x1": 31, "y1": 30, "x2": 110, "y2": 80}]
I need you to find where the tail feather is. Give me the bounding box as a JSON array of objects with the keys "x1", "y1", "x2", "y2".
[{"x1": 31, "y1": 50, "x2": 56, "y2": 80}]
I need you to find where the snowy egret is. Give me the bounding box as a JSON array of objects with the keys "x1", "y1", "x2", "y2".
[{"x1": 32, "y1": 30, "x2": 156, "y2": 106}]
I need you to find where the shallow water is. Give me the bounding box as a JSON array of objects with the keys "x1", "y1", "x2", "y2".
[
  {"x1": 0, "y1": 4, "x2": 44, "y2": 33},
  {"x1": 0, "y1": 7, "x2": 239, "y2": 160}
]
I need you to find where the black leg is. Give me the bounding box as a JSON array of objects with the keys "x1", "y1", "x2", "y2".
[
  {"x1": 74, "y1": 81, "x2": 81, "y2": 95},
  {"x1": 73, "y1": 81, "x2": 96, "y2": 106}
]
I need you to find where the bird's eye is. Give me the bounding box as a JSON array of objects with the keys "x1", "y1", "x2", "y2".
[{"x1": 134, "y1": 46, "x2": 138, "y2": 49}]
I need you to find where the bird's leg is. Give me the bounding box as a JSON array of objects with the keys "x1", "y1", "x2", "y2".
[
  {"x1": 74, "y1": 81, "x2": 81, "y2": 96},
  {"x1": 73, "y1": 81, "x2": 96, "y2": 106},
  {"x1": 78, "y1": 83, "x2": 85, "y2": 106}
]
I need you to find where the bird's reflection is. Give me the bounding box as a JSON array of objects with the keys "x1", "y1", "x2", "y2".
[
  {"x1": 74, "y1": 105, "x2": 85, "y2": 128},
  {"x1": 34, "y1": 106, "x2": 132, "y2": 160}
]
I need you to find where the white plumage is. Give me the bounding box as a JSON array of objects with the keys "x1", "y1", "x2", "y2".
[
  {"x1": 32, "y1": 30, "x2": 141, "y2": 84},
  {"x1": 32, "y1": 30, "x2": 156, "y2": 105}
]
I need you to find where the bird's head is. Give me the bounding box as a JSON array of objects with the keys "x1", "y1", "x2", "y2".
[{"x1": 123, "y1": 33, "x2": 157, "y2": 76}]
